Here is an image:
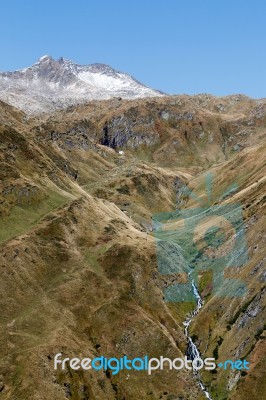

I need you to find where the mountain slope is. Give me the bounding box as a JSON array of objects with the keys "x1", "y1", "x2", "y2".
[
  {"x1": 0, "y1": 95, "x2": 265, "y2": 400},
  {"x1": 0, "y1": 56, "x2": 163, "y2": 114}
]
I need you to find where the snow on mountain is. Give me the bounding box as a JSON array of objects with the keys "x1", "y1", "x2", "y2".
[{"x1": 0, "y1": 56, "x2": 164, "y2": 114}]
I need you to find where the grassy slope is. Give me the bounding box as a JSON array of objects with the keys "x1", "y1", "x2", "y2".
[{"x1": 0, "y1": 96, "x2": 265, "y2": 399}]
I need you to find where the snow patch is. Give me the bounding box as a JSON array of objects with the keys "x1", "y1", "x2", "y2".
[{"x1": 0, "y1": 56, "x2": 164, "y2": 114}]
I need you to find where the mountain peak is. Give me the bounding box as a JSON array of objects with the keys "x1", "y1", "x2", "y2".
[
  {"x1": 38, "y1": 55, "x2": 53, "y2": 62},
  {"x1": 0, "y1": 56, "x2": 164, "y2": 114},
  {"x1": 57, "y1": 56, "x2": 73, "y2": 65}
]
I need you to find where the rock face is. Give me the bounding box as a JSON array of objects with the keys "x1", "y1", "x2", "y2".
[
  {"x1": 0, "y1": 56, "x2": 163, "y2": 114},
  {"x1": 0, "y1": 95, "x2": 265, "y2": 400}
]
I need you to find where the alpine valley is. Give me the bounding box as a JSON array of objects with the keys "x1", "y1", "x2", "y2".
[{"x1": 0, "y1": 57, "x2": 265, "y2": 400}]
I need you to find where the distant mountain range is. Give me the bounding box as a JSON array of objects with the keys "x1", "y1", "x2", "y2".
[{"x1": 0, "y1": 56, "x2": 163, "y2": 114}]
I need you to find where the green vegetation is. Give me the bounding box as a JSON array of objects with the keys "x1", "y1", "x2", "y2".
[
  {"x1": 198, "y1": 270, "x2": 213, "y2": 296},
  {"x1": 0, "y1": 191, "x2": 69, "y2": 243},
  {"x1": 213, "y1": 345, "x2": 219, "y2": 360}
]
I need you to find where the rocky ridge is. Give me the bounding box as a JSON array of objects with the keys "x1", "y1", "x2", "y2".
[{"x1": 0, "y1": 56, "x2": 163, "y2": 114}]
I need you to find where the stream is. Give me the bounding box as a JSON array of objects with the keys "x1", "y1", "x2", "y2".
[{"x1": 183, "y1": 271, "x2": 213, "y2": 400}]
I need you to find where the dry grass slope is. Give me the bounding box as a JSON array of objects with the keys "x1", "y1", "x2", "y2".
[{"x1": 0, "y1": 95, "x2": 265, "y2": 399}]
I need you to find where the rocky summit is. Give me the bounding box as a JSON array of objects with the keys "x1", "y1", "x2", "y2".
[
  {"x1": 0, "y1": 56, "x2": 163, "y2": 114},
  {"x1": 0, "y1": 91, "x2": 265, "y2": 400}
]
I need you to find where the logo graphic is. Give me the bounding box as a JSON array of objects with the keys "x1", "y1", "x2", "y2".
[
  {"x1": 153, "y1": 173, "x2": 248, "y2": 302},
  {"x1": 53, "y1": 354, "x2": 250, "y2": 375}
]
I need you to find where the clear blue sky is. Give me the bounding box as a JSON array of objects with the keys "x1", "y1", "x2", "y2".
[{"x1": 0, "y1": 0, "x2": 265, "y2": 98}]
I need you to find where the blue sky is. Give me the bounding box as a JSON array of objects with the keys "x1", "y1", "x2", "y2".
[{"x1": 0, "y1": 0, "x2": 265, "y2": 98}]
